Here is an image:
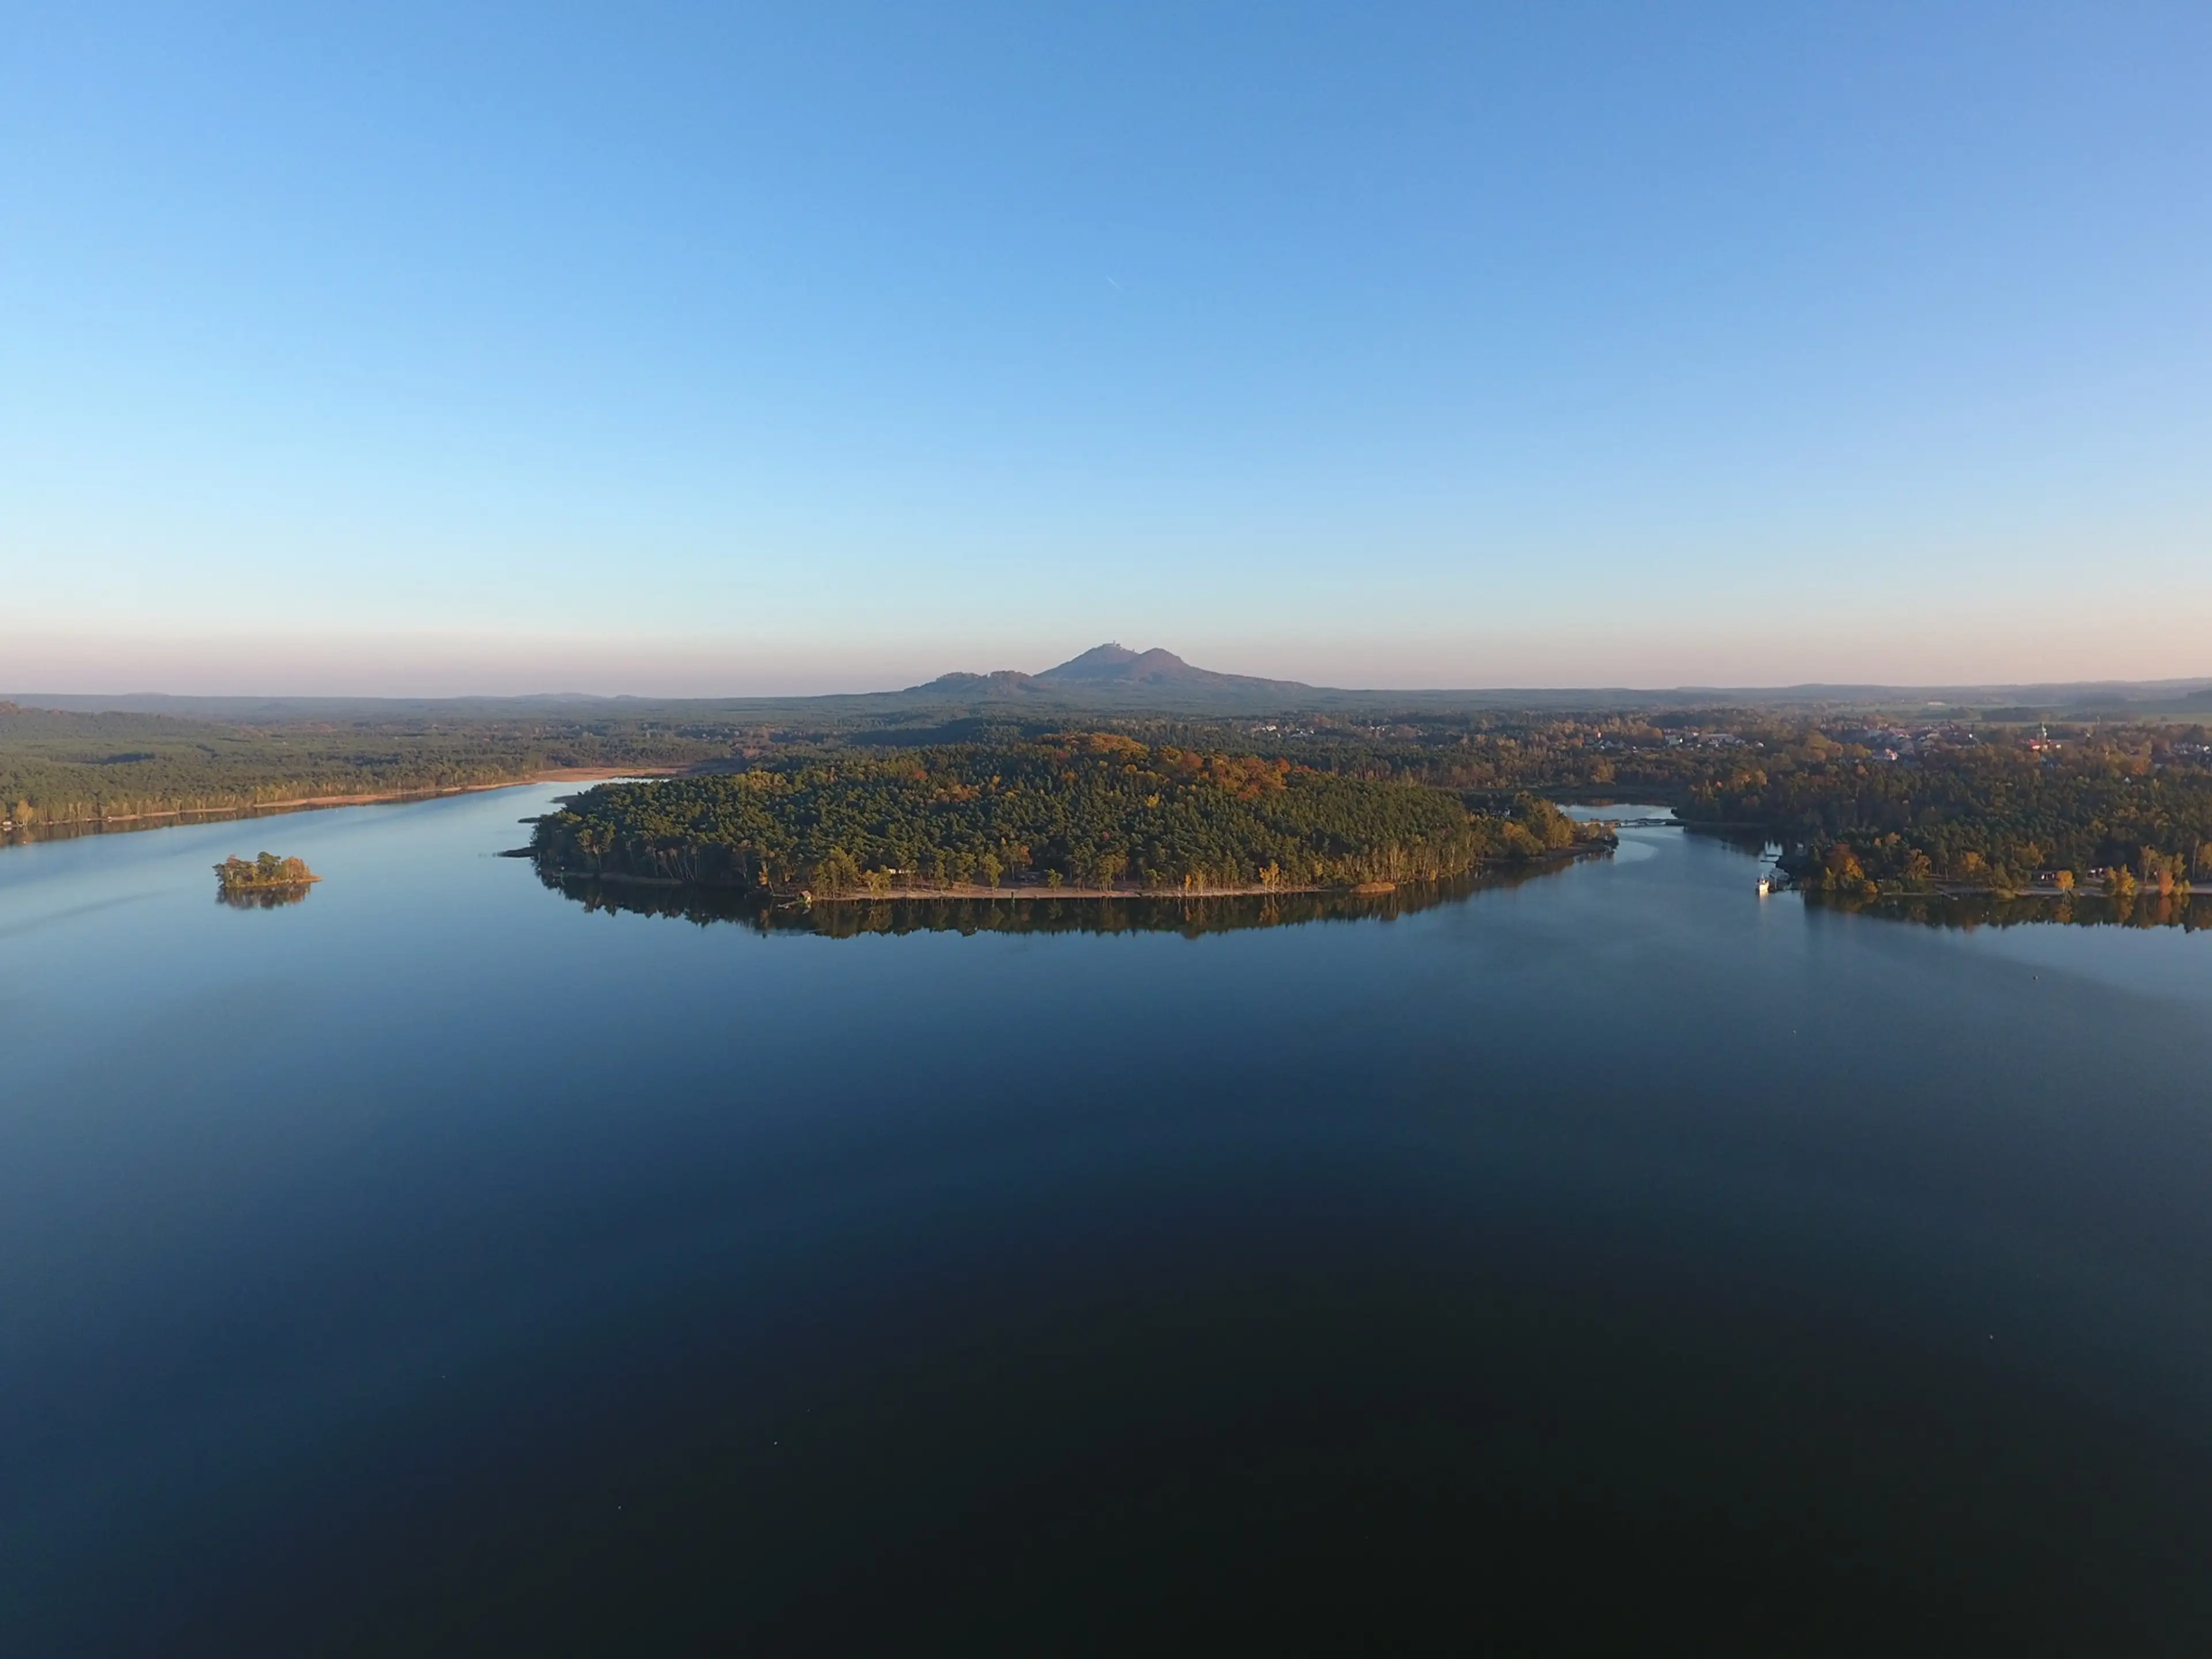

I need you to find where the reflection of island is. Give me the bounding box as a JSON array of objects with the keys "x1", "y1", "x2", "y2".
[
  {"x1": 542, "y1": 861, "x2": 1578, "y2": 939},
  {"x1": 218, "y1": 883, "x2": 316, "y2": 910},
  {"x1": 214, "y1": 853, "x2": 320, "y2": 908}
]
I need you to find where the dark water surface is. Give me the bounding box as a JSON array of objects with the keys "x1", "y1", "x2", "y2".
[{"x1": 5, "y1": 787, "x2": 2211, "y2": 1654}]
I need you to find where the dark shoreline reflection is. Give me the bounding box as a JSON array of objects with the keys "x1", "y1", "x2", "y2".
[
  {"x1": 8, "y1": 795, "x2": 453, "y2": 849},
  {"x1": 540, "y1": 858, "x2": 1588, "y2": 938},
  {"x1": 1809, "y1": 887, "x2": 2206, "y2": 931},
  {"x1": 216, "y1": 883, "x2": 315, "y2": 910},
  {"x1": 1682, "y1": 823, "x2": 1780, "y2": 858},
  {"x1": 1669, "y1": 820, "x2": 2208, "y2": 934}
]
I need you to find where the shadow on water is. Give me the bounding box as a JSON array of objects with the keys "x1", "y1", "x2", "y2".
[
  {"x1": 539, "y1": 858, "x2": 1589, "y2": 938},
  {"x1": 1684, "y1": 823, "x2": 1779, "y2": 858},
  {"x1": 5, "y1": 789, "x2": 517, "y2": 849},
  {"x1": 215, "y1": 883, "x2": 316, "y2": 911},
  {"x1": 1669, "y1": 818, "x2": 2210, "y2": 934},
  {"x1": 1808, "y1": 888, "x2": 2207, "y2": 931}
]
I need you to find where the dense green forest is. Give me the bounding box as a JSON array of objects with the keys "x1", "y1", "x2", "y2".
[
  {"x1": 1173, "y1": 709, "x2": 2212, "y2": 897},
  {"x1": 532, "y1": 733, "x2": 1607, "y2": 896},
  {"x1": 1676, "y1": 735, "x2": 2212, "y2": 895},
  {"x1": 0, "y1": 702, "x2": 721, "y2": 830}
]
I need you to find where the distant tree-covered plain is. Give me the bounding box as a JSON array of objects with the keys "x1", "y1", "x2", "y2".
[{"x1": 0, "y1": 701, "x2": 722, "y2": 832}]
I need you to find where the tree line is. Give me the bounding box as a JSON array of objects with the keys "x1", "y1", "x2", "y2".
[
  {"x1": 1676, "y1": 741, "x2": 2212, "y2": 896},
  {"x1": 0, "y1": 703, "x2": 721, "y2": 830}
]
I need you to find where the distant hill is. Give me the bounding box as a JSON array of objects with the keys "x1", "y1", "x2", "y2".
[
  {"x1": 909, "y1": 643, "x2": 1311, "y2": 696},
  {"x1": 11, "y1": 659, "x2": 2210, "y2": 724}
]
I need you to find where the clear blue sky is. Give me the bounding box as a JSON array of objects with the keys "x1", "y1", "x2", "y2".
[{"x1": 5, "y1": 2, "x2": 2208, "y2": 692}]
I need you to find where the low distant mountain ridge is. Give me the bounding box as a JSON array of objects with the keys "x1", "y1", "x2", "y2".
[{"x1": 910, "y1": 643, "x2": 1309, "y2": 696}]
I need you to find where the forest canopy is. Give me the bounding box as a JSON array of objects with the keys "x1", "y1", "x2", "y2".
[
  {"x1": 1679, "y1": 742, "x2": 2212, "y2": 896},
  {"x1": 0, "y1": 702, "x2": 718, "y2": 831},
  {"x1": 531, "y1": 734, "x2": 1604, "y2": 896}
]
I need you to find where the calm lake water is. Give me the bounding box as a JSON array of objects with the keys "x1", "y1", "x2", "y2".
[{"x1": 5, "y1": 786, "x2": 2211, "y2": 1654}]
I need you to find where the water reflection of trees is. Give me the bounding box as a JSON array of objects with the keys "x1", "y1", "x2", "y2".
[
  {"x1": 215, "y1": 883, "x2": 315, "y2": 910},
  {"x1": 11, "y1": 805, "x2": 321, "y2": 848},
  {"x1": 1686, "y1": 824, "x2": 1780, "y2": 858},
  {"x1": 540, "y1": 859, "x2": 1578, "y2": 938},
  {"x1": 1809, "y1": 888, "x2": 2207, "y2": 932}
]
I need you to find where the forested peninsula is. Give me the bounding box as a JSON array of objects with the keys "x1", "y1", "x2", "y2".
[
  {"x1": 1684, "y1": 743, "x2": 2212, "y2": 897},
  {"x1": 0, "y1": 702, "x2": 712, "y2": 834},
  {"x1": 531, "y1": 733, "x2": 1608, "y2": 898}
]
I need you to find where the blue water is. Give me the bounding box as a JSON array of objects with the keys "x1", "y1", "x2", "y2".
[{"x1": 4, "y1": 787, "x2": 2211, "y2": 1653}]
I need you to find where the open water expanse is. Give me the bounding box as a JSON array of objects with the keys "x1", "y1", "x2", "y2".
[{"x1": 5, "y1": 785, "x2": 2212, "y2": 1654}]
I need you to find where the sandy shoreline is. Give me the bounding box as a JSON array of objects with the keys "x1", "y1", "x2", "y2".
[
  {"x1": 812, "y1": 881, "x2": 1357, "y2": 902},
  {"x1": 551, "y1": 848, "x2": 1606, "y2": 900},
  {"x1": 557, "y1": 872, "x2": 1372, "y2": 900},
  {"x1": 10, "y1": 766, "x2": 683, "y2": 832}
]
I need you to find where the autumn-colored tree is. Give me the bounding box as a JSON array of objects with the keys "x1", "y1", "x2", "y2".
[
  {"x1": 1824, "y1": 844, "x2": 1867, "y2": 888},
  {"x1": 214, "y1": 853, "x2": 317, "y2": 891}
]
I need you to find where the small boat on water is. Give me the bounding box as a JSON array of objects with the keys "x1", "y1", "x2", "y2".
[{"x1": 1756, "y1": 873, "x2": 1773, "y2": 897}]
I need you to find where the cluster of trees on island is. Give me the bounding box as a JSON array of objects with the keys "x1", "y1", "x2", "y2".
[
  {"x1": 531, "y1": 733, "x2": 1608, "y2": 897},
  {"x1": 214, "y1": 852, "x2": 319, "y2": 891}
]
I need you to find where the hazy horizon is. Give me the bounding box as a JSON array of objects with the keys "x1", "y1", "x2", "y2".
[{"x1": 7, "y1": 631, "x2": 2211, "y2": 703}]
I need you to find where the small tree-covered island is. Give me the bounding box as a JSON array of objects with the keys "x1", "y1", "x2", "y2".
[
  {"x1": 214, "y1": 852, "x2": 321, "y2": 895},
  {"x1": 532, "y1": 734, "x2": 1612, "y2": 900},
  {"x1": 214, "y1": 851, "x2": 320, "y2": 890}
]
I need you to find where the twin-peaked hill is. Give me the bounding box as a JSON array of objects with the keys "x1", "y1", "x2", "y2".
[{"x1": 909, "y1": 643, "x2": 1310, "y2": 699}]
